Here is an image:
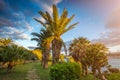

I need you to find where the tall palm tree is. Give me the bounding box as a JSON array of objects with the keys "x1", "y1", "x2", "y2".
[
  {"x1": 34, "y1": 5, "x2": 79, "y2": 64},
  {"x1": 31, "y1": 28, "x2": 52, "y2": 68}
]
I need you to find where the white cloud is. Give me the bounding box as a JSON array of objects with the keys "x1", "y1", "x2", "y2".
[
  {"x1": 0, "y1": 27, "x2": 30, "y2": 40},
  {"x1": 41, "y1": 3, "x2": 53, "y2": 14},
  {"x1": 34, "y1": 0, "x2": 63, "y2": 15},
  {"x1": 25, "y1": 22, "x2": 33, "y2": 31},
  {"x1": 52, "y1": 0, "x2": 63, "y2": 4}
]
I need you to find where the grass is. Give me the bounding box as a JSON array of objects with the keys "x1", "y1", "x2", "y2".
[
  {"x1": 80, "y1": 74, "x2": 100, "y2": 80},
  {"x1": 0, "y1": 62, "x2": 50, "y2": 80},
  {"x1": 106, "y1": 73, "x2": 120, "y2": 80},
  {"x1": 0, "y1": 63, "x2": 36, "y2": 80},
  {"x1": 34, "y1": 62, "x2": 50, "y2": 80}
]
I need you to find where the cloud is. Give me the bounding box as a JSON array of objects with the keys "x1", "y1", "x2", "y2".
[
  {"x1": 0, "y1": 27, "x2": 30, "y2": 40},
  {"x1": 25, "y1": 22, "x2": 33, "y2": 31},
  {"x1": 93, "y1": 8, "x2": 120, "y2": 47},
  {"x1": 34, "y1": 0, "x2": 63, "y2": 15},
  {"x1": 106, "y1": 8, "x2": 120, "y2": 29},
  {"x1": 0, "y1": 0, "x2": 62, "y2": 40},
  {"x1": 41, "y1": 3, "x2": 53, "y2": 14}
]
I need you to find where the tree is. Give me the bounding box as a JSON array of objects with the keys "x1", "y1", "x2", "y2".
[
  {"x1": 69, "y1": 37, "x2": 90, "y2": 75},
  {"x1": 31, "y1": 28, "x2": 52, "y2": 69},
  {"x1": 0, "y1": 44, "x2": 29, "y2": 71},
  {"x1": 0, "y1": 38, "x2": 12, "y2": 46},
  {"x1": 34, "y1": 5, "x2": 79, "y2": 65},
  {"x1": 0, "y1": 38, "x2": 12, "y2": 64},
  {"x1": 31, "y1": 49, "x2": 42, "y2": 60},
  {"x1": 86, "y1": 43, "x2": 108, "y2": 80}
]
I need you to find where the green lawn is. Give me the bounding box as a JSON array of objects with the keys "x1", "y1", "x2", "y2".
[
  {"x1": 0, "y1": 63, "x2": 34, "y2": 80},
  {"x1": 0, "y1": 62, "x2": 50, "y2": 80},
  {"x1": 34, "y1": 63, "x2": 50, "y2": 80}
]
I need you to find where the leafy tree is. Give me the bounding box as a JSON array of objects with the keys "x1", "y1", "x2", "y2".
[
  {"x1": 34, "y1": 5, "x2": 78, "y2": 65},
  {"x1": 0, "y1": 38, "x2": 12, "y2": 63},
  {"x1": 0, "y1": 38, "x2": 12, "y2": 46},
  {"x1": 86, "y1": 43, "x2": 108, "y2": 80},
  {"x1": 31, "y1": 28, "x2": 52, "y2": 69},
  {"x1": 69, "y1": 37, "x2": 90, "y2": 75},
  {"x1": 31, "y1": 49, "x2": 42, "y2": 60},
  {"x1": 0, "y1": 44, "x2": 32, "y2": 71}
]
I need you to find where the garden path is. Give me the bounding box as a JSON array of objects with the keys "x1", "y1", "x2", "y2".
[{"x1": 25, "y1": 68, "x2": 40, "y2": 80}]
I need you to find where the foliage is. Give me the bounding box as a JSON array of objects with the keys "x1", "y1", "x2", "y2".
[
  {"x1": 31, "y1": 49, "x2": 42, "y2": 60},
  {"x1": 50, "y1": 62, "x2": 82, "y2": 80},
  {"x1": 0, "y1": 38, "x2": 12, "y2": 46},
  {"x1": 59, "y1": 54, "x2": 65, "y2": 62},
  {"x1": 69, "y1": 37, "x2": 108, "y2": 79},
  {"x1": 35, "y1": 5, "x2": 78, "y2": 65},
  {"x1": 86, "y1": 43, "x2": 108, "y2": 69},
  {"x1": 69, "y1": 37, "x2": 90, "y2": 62},
  {"x1": 0, "y1": 44, "x2": 37, "y2": 70},
  {"x1": 108, "y1": 68, "x2": 120, "y2": 73},
  {"x1": 69, "y1": 37, "x2": 90, "y2": 75}
]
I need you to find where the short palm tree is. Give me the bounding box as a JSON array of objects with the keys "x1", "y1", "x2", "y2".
[
  {"x1": 0, "y1": 44, "x2": 27, "y2": 70},
  {"x1": 69, "y1": 37, "x2": 90, "y2": 75},
  {"x1": 31, "y1": 28, "x2": 52, "y2": 68},
  {"x1": 34, "y1": 5, "x2": 79, "y2": 64},
  {"x1": 86, "y1": 43, "x2": 108, "y2": 80}
]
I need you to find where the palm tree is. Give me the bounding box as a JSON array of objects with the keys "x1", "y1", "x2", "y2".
[
  {"x1": 86, "y1": 43, "x2": 108, "y2": 80},
  {"x1": 0, "y1": 44, "x2": 28, "y2": 71},
  {"x1": 31, "y1": 28, "x2": 52, "y2": 68},
  {"x1": 69, "y1": 37, "x2": 90, "y2": 75},
  {"x1": 34, "y1": 5, "x2": 79, "y2": 64}
]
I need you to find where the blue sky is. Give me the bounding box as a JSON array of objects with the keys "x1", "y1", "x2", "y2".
[{"x1": 0, "y1": 0, "x2": 120, "y2": 52}]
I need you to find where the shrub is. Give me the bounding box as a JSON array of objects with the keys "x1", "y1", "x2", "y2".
[
  {"x1": 108, "y1": 68, "x2": 120, "y2": 73},
  {"x1": 50, "y1": 62, "x2": 82, "y2": 80}
]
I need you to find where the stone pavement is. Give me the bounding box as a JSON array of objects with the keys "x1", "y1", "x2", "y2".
[{"x1": 25, "y1": 68, "x2": 40, "y2": 80}]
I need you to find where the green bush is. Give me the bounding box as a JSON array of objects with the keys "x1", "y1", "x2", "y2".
[{"x1": 50, "y1": 62, "x2": 82, "y2": 80}]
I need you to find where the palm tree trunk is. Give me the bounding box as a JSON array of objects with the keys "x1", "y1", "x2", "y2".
[
  {"x1": 98, "y1": 68, "x2": 106, "y2": 80},
  {"x1": 92, "y1": 68, "x2": 96, "y2": 80},
  {"x1": 42, "y1": 48, "x2": 50, "y2": 69},
  {"x1": 7, "y1": 62, "x2": 13, "y2": 71},
  {"x1": 43, "y1": 53, "x2": 49, "y2": 69},
  {"x1": 85, "y1": 65, "x2": 88, "y2": 75},
  {"x1": 52, "y1": 39, "x2": 62, "y2": 65}
]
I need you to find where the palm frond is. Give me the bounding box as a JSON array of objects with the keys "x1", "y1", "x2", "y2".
[
  {"x1": 31, "y1": 32, "x2": 40, "y2": 37},
  {"x1": 63, "y1": 14, "x2": 75, "y2": 28},
  {"x1": 34, "y1": 18, "x2": 47, "y2": 28},
  {"x1": 38, "y1": 11, "x2": 48, "y2": 20},
  {"x1": 61, "y1": 22, "x2": 79, "y2": 35},
  {"x1": 53, "y1": 5, "x2": 59, "y2": 22},
  {"x1": 31, "y1": 38, "x2": 40, "y2": 42}
]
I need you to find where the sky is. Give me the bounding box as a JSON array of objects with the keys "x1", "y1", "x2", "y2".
[{"x1": 0, "y1": 0, "x2": 120, "y2": 52}]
